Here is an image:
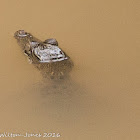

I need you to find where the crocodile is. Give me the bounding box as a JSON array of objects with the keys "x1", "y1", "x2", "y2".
[{"x1": 14, "y1": 30, "x2": 73, "y2": 80}]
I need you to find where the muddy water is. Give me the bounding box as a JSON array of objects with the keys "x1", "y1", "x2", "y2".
[{"x1": 0, "y1": 0, "x2": 139, "y2": 140}]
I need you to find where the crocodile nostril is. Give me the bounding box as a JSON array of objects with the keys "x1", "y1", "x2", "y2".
[
  {"x1": 17, "y1": 30, "x2": 27, "y2": 37},
  {"x1": 19, "y1": 30, "x2": 25, "y2": 34}
]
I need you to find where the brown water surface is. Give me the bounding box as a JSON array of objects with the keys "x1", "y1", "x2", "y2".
[{"x1": 0, "y1": 0, "x2": 139, "y2": 140}]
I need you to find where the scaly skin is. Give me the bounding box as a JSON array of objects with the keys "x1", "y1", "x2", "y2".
[{"x1": 14, "y1": 30, "x2": 73, "y2": 80}]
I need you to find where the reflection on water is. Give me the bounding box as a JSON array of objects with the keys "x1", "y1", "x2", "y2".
[{"x1": 0, "y1": 0, "x2": 139, "y2": 139}]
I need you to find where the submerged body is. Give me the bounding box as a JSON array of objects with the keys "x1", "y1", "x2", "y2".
[{"x1": 14, "y1": 30, "x2": 73, "y2": 80}]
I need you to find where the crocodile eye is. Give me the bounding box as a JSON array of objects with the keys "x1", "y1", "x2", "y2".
[{"x1": 44, "y1": 38, "x2": 58, "y2": 46}]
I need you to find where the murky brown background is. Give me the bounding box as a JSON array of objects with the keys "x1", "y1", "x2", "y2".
[{"x1": 0, "y1": 0, "x2": 139, "y2": 139}]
